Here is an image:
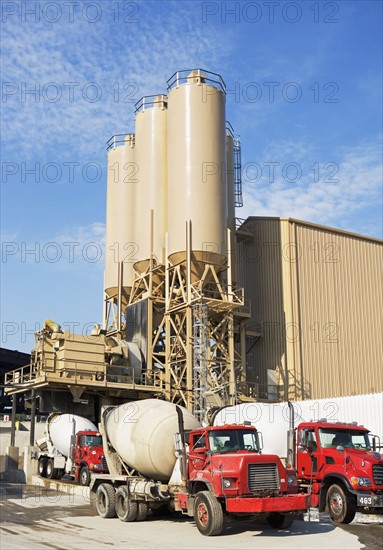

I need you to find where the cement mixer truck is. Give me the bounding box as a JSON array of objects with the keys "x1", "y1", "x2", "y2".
[
  {"x1": 212, "y1": 402, "x2": 383, "y2": 523},
  {"x1": 36, "y1": 413, "x2": 108, "y2": 485},
  {"x1": 90, "y1": 399, "x2": 309, "y2": 536}
]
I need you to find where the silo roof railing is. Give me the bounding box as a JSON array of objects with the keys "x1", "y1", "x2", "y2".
[
  {"x1": 167, "y1": 69, "x2": 226, "y2": 94},
  {"x1": 226, "y1": 121, "x2": 235, "y2": 138},
  {"x1": 106, "y1": 133, "x2": 135, "y2": 151},
  {"x1": 134, "y1": 94, "x2": 168, "y2": 113}
]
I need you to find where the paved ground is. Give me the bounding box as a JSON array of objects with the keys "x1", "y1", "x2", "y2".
[{"x1": 0, "y1": 483, "x2": 382, "y2": 550}]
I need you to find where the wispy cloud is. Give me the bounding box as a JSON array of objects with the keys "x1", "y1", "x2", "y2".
[
  {"x1": 1, "y1": 1, "x2": 236, "y2": 161},
  {"x1": 240, "y1": 136, "x2": 383, "y2": 237}
]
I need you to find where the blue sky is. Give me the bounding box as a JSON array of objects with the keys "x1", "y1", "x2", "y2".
[{"x1": 1, "y1": 0, "x2": 382, "y2": 353}]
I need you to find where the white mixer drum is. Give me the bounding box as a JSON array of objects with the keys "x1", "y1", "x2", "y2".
[
  {"x1": 105, "y1": 399, "x2": 200, "y2": 482},
  {"x1": 48, "y1": 414, "x2": 98, "y2": 457}
]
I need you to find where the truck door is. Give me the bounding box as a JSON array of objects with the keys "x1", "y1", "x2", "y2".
[
  {"x1": 297, "y1": 429, "x2": 318, "y2": 478},
  {"x1": 73, "y1": 435, "x2": 82, "y2": 463}
]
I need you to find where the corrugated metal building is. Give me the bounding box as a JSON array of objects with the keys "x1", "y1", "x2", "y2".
[{"x1": 237, "y1": 217, "x2": 383, "y2": 401}]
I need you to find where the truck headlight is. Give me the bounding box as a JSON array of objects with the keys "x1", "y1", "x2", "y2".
[
  {"x1": 287, "y1": 474, "x2": 297, "y2": 486},
  {"x1": 223, "y1": 478, "x2": 234, "y2": 488},
  {"x1": 350, "y1": 477, "x2": 372, "y2": 487}
]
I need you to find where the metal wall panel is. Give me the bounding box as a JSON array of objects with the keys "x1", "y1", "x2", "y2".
[
  {"x1": 237, "y1": 218, "x2": 286, "y2": 394},
  {"x1": 239, "y1": 217, "x2": 383, "y2": 401}
]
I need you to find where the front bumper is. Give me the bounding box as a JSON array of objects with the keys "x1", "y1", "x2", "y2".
[
  {"x1": 226, "y1": 493, "x2": 310, "y2": 514},
  {"x1": 356, "y1": 493, "x2": 383, "y2": 509}
]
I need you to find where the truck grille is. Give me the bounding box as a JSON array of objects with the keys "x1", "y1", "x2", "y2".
[
  {"x1": 373, "y1": 464, "x2": 383, "y2": 485},
  {"x1": 248, "y1": 463, "x2": 280, "y2": 492}
]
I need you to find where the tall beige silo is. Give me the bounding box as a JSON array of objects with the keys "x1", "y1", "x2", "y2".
[
  {"x1": 167, "y1": 70, "x2": 227, "y2": 280},
  {"x1": 104, "y1": 134, "x2": 136, "y2": 307},
  {"x1": 134, "y1": 96, "x2": 168, "y2": 273}
]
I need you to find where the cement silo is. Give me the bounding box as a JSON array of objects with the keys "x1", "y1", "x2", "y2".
[
  {"x1": 167, "y1": 70, "x2": 227, "y2": 280},
  {"x1": 134, "y1": 95, "x2": 168, "y2": 273},
  {"x1": 104, "y1": 134, "x2": 136, "y2": 307}
]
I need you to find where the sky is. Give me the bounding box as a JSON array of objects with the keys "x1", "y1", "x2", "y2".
[{"x1": 1, "y1": 0, "x2": 382, "y2": 353}]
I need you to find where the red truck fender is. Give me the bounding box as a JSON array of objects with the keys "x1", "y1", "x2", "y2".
[{"x1": 319, "y1": 474, "x2": 355, "y2": 510}]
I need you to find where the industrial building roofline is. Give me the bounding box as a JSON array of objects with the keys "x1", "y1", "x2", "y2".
[{"x1": 241, "y1": 216, "x2": 382, "y2": 244}]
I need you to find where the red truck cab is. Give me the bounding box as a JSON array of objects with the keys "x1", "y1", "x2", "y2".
[
  {"x1": 72, "y1": 431, "x2": 107, "y2": 485},
  {"x1": 296, "y1": 421, "x2": 383, "y2": 522},
  {"x1": 177, "y1": 424, "x2": 309, "y2": 535}
]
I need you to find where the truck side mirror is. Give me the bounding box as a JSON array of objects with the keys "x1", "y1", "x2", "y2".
[
  {"x1": 370, "y1": 434, "x2": 380, "y2": 452},
  {"x1": 257, "y1": 432, "x2": 264, "y2": 451}
]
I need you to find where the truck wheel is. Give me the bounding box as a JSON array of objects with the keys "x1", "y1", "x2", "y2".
[
  {"x1": 46, "y1": 459, "x2": 59, "y2": 480},
  {"x1": 79, "y1": 466, "x2": 90, "y2": 486},
  {"x1": 115, "y1": 486, "x2": 138, "y2": 522},
  {"x1": 193, "y1": 491, "x2": 223, "y2": 536},
  {"x1": 327, "y1": 484, "x2": 356, "y2": 524},
  {"x1": 96, "y1": 483, "x2": 116, "y2": 518},
  {"x1": 38, "y1": 458, "x2": 47, "y2": 478},
  {"x1": 267, "y1": 512, "x2": 294, "y2": 529},
  {"x1": 136, "y1": 502, "x2": 148, "y2": 522}
]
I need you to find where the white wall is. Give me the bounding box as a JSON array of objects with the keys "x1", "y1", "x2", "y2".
[{"x1": 289, "y1": 393, "x2": 383, "y2": 440}]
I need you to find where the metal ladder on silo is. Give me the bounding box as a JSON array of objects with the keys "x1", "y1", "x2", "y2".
[
  {"x1": 193, "y1": 302, "x2": 209, "y2": 423},
  {"x1": 234, "y1": 135, "x2": 243, "y2": 207}
]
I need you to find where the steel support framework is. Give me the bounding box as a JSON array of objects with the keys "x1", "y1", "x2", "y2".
[
  {"x1": 164, "y1": 249, "x2": 245, "y2": 412},
  {"x1": 105, "y1": 225, "x2": 248, "y2": 415}
]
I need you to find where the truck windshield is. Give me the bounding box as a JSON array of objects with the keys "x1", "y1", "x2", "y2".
[
  {"x1": 83, "y1": 435, "x2": 102, "y2": 447},
  {"x1": 318, "y1": 429, "x2": 371, "y2": 450},
  {"x1": 209, "y1": 430, "x2": 259, "y2": 453}
]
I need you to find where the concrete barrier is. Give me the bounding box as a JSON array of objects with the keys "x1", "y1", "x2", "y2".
[
  {"x1": 31, "y1": 475, "x2": 90, "y2": 500},
  {"x1": 0, "y1": 421, "x2": 45, "y2": 482},
  {"x1": 2, "y1": 446, "x2": 25, "y2": 483}
]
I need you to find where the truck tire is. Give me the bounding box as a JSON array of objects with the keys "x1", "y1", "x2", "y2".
[
  {"x1": 327, "y1": 483, "x2": 356, "y2": 524},
  {"x1": 46, "y1": 459, "x2": 59, "y2": 480},
  {"x1": 267, "y1": 512, "x2": 294, "y2": 529},
  {"x1": 115, "y1": 486, "x2": 138, "y2": 522},
  {"x1": 79, "y1": 466, "x2": 90, "y2": 486},
  {"x1": 38, "y1": 457, "x2": 47, "y2": 478},
  {"x1": 193, "y1": 491, "x2": 223, "y2": 536},
  {"x1": 56, "y1": 468, "x2": 65, "y2": 480},
  {"x1": 96, "y1": 483, "x2": 116, "y2": 518},
  {"x1": 136, "y1": 502, "x2": 148, "y2": 522}
]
